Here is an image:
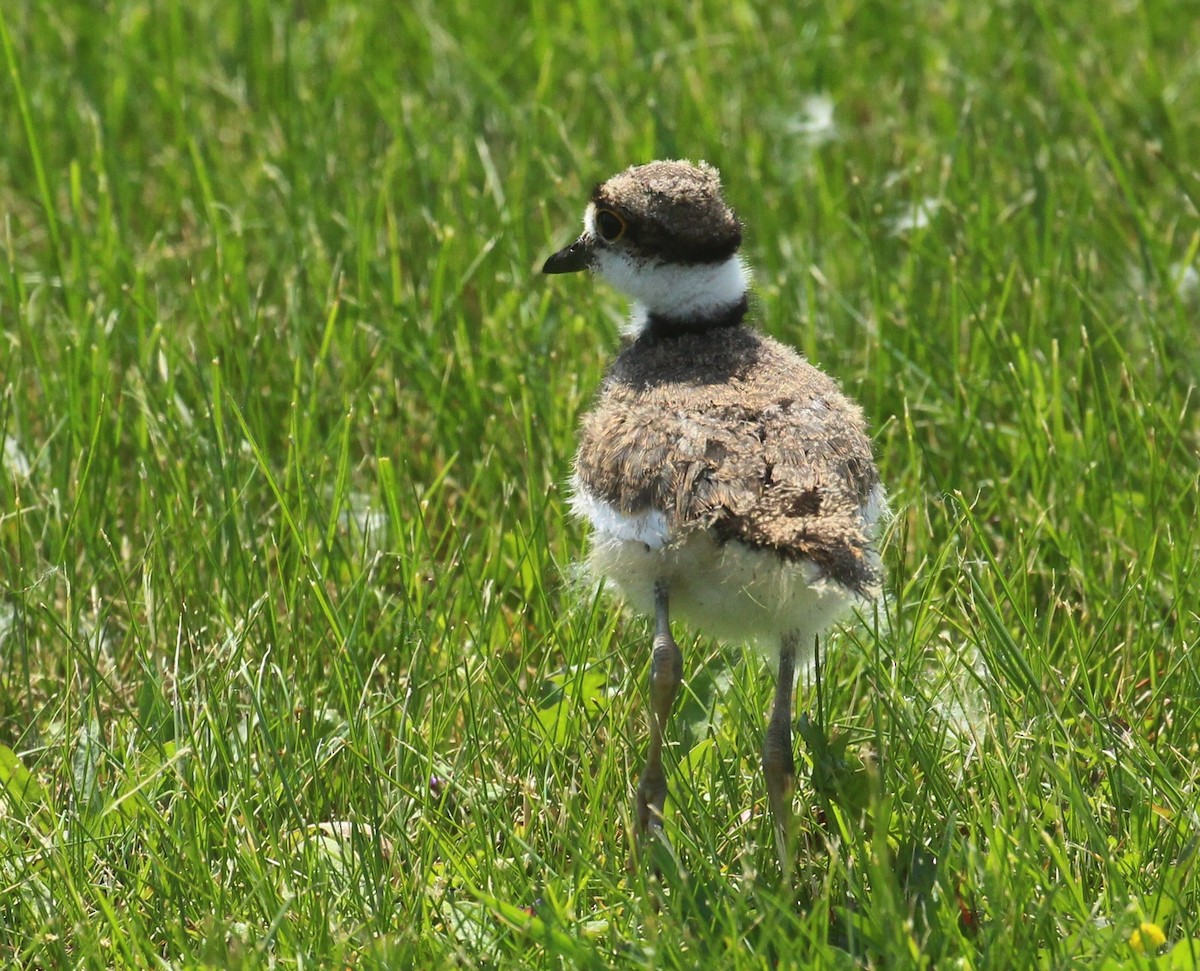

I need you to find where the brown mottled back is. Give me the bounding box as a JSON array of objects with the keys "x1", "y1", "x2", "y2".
[{"x1": 574, "y1": 326, "x2": 882, "y2": 595}]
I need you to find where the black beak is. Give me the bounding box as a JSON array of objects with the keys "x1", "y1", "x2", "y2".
[{"x1": 542, "y1": 235, "x2": 594, "y2": 274}]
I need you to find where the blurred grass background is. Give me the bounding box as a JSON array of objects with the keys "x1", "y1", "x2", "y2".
[{"x1": 1, "y1": 0, "x2": 1198, "y2": 966}]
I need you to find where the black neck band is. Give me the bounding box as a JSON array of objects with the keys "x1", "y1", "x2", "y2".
[{"x1": 642, "y1": 293, "x2": 749, "y2": 341}]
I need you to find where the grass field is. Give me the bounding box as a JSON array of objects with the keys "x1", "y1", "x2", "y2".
[{"x1": 2, "y1": 0, "x2": 1199, "y2": 967}]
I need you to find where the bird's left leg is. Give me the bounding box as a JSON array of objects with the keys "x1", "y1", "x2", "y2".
[
  {"x1": 763, "y1": 631, "x2": 798, "y2": 878},
  {"x1": 636, "y1": 580, "x2": 683, "y2": 835}
]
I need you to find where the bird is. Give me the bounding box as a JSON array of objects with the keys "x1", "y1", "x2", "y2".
[{"x1": 542, "y1": 159, "x2": 886, "y2": 875}]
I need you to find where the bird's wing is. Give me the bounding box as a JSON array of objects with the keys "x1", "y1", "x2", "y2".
[{"x1": 574, "y1": 334, "x2": 882, "y2": 594}]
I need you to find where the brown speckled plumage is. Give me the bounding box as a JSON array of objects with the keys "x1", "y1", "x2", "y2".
[{"x1": 574, "y1": 326, "x2": 881, "y2": 597}]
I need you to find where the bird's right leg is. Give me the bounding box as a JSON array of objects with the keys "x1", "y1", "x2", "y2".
[
  {"x1": 636, "y1": 580, "x2": 683, "y2": 835},
  {"x1": 763, "y1": 631, "x2": 798, "y2": 878}
]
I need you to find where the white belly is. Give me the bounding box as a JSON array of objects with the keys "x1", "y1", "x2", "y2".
[{"x1": 574, "y1": 510, "x2": 853, "y2": 660}]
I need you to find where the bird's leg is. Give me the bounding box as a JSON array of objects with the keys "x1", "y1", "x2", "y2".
[
  {"x1": 636, "y1": 581, "x2": 682, "y2": 835},
  {"x1": 763, "y1": 631, "x2": 798, "y2": 878}
]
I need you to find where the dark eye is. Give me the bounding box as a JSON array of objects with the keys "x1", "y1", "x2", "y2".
[{"x1": 595, "y1": 208, "x2": 626, "y2": 242}]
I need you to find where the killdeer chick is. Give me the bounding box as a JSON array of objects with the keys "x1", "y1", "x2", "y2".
[{"x1": 543, "y1": 160, "x2": 885, "y2": 874}]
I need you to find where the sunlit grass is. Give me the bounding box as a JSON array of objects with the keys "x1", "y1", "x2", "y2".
[{"x1": 1, "y1": 0, "x2": 1198, "y2": 967}]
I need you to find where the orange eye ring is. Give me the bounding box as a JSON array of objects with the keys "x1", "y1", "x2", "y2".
[{"x1": 594, "y1": 208, "x2": 626, "y2": 242}]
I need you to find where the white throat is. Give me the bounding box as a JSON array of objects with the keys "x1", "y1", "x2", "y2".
[
  {"x1": 601, "y1": 251, "x2": 749, "y2": 338},
  {"x1": 583, "y1": 205, "x2": 750, "y2": 338}
]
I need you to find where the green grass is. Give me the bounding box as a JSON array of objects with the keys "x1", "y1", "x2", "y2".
[{"x1": 1, "y1": 0, "x2": 1198, "y2": 966}]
